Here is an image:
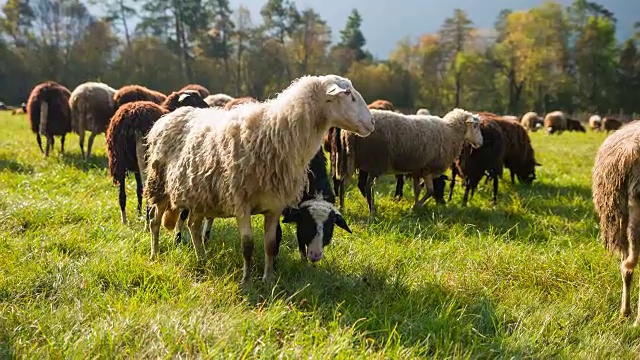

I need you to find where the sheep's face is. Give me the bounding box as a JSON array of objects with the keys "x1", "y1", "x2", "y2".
[
  {"x1": 323, "y1": 76, "x2": 373, "y2": 137},
  {"x1": 465, "y1": 115, "x2": 483, "y2": 149},
  {"x1": 282, "y1": 200, "x2": 352, "y2": 263}
]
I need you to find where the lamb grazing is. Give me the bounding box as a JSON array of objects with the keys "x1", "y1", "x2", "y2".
[
  {"x1": 278, "y1": 147, "x2": 352, "y2": 262},
  {"x1": 589, "y1": 115, "x2": 602, "y2": 131},
  {"x1": 543, "y1": 110, "x2": 567, "y2": 135},
  {"x1": 521, "y1": 111, "x2": 543, "y2": 132},
  {"x1": 479, "y1": 112, "x2": 540, "y2": 184},
  {"x1": 592, "y1": 120, "x2": 640, "y2": 325},
  {"x1": 416, "y1": 108, "x2": 430, "y2": 115},
  {"x1": 69, "y1": 82, "x2": 117, "y2": 160},
  {"x1": 566, "y1": 118, "x2": 586, "y2": 132},
  {"x1": 106, "y1": 91, "x2": 208, "y2": 224},
  {"x1": 178, "y1": 84, "x2": 210, "y2": 99},
  {"x1": 448, "y1": 118, "x2": 505, "y2": 206},
  {"x1": 603, "y1": 117, "x2": 623, "y2": 133},
  {"x1": 204, "y1": 93, "x2": 234, "y2": 108},
  {"x1": 337, "y1": 109, "x2": 482, "y2": 215},
  {"x1": 144, "y1": 74, "x2": 373, "y2": 285},
  {"x1": 113, "y1": 85, "x2": 167, "y2": 110},
  {"x1": 224, "y1": 96, "x2": 257, "y2": 110},
  {"x1": 26, "y1": 81, "x2": 72, "y2": 156}
]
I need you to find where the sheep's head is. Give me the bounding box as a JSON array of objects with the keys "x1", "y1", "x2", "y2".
[
  {"x1": 282, "y1": 198, "x2": 351, "y2": 263},
  {"x1": 322, "y1": 75, "x2": 373, "y2": 137},
  {"x1": 464, "y1": 113, "x2": 483, "y2": 149}
]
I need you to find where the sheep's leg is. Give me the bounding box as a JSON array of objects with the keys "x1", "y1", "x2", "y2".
[
  {"x1": 78, "y1": 130, "x2": 85, "y2": 159},
  {"x1": 394, "y1": 175, "x2": 404, "y2": 201},
  {"x1": 45, "y1": 136, "x2": 52, "y2": 157},
  {"x1": 462, "y1": 178, "x2": 471, "y2": 206},
  {"x1": 237, "y1": 213, "x2": 254, "y2": 285},
  {"x1": 334, "y1": 177, "x2": 345, "y2": 210},
  {"x1": 118, "y1": 180, "x2": 127, "y2": 224},
  {"x1": 510, "y1": 170, "x2": 516, "y2": 184},
  {"x1": 357, "y1": 171, "x2": 368, "y2": 199},
  {"x1": 174, "y1": 209, "x2": 189, "y2": 245},
  {"x1": 263, "y1": 210, "x2": 282, "y2": 284},
  {"x1": 365, "y1": 175, "x2": 376, "y2": 216},
  {"x1": 417, "y1": 174, "x2": 434, "y2": 206},
  {"x1": 274, "y1": 220, "x2": 283, "y2": 258},
  {"x1": 622, "y1": 197, "x2": 640, "y2": 320},
  {"x1": 412, "y1": 174, "x2": 422, "y2": 207},
  {"x1": 60, "y1": 135, "x2": 65, "y2": 154},
  {"x1": 134, "y1": 172, "x2": 143, "y2": 216},
  {"x1": 448, "y1": 169, "x2": 457, "y2": 202},
  {"x1": 149, "y1": 198, "x2": 168, "y2": 259},
  {"x1": 202, "y1": 217, "x2": 214, "y2": 243},
  {"x1": 86, "y1": 132, "x2": 97, "y2": 160},
  {"x1": 36, "y1": 134, "x2": 44, "y2": 154},
  {"x1": 187, "y1": 213, "x2": 206, "y2": 263},
  {"x1": 492, "y1": 173, "x2": 499, "y2": 205}
]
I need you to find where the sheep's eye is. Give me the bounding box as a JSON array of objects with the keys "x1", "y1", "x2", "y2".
[{"x1": 344, "y1": 89, "x2": 351, "y2": 96}]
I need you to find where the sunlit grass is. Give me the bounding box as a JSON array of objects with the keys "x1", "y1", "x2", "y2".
[{"x1": 0, "y1": 112, "x2": 637, "y2": 357}]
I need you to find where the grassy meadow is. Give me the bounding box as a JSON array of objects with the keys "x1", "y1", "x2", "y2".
[{"x1": 1, "y1": 111, "x2": 639, "y2": 358}]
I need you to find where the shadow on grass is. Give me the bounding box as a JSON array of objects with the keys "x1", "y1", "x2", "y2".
[
  {"x1": 0, "y1": 158, "x2": 34, "y2": 174},
  {"x1": 60, "y1": 152, "x2": 109, "y2": 171}
]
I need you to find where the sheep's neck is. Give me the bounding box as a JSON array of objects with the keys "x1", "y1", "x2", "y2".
[{"x1": 445, "y1": 119, "x2": 468, "y2": 154}]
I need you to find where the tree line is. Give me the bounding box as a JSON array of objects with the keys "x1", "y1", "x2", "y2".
[{"x1": 1, "y1": 0, "x2": 639, "y2": 115}]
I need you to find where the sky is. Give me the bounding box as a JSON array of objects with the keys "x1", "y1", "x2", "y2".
[{"x1": 1, "y1": 0, "x2": 637, "y2": 59}]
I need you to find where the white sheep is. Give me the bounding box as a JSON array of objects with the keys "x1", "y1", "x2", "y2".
[
  {"x1": 416, "y1": 108, "x2": 430, "y2": 115},
  {"x1": 204, "y1": 93, "x2": 234, "y2": 108},
  {"x1": 144, "y1": 74, "x2": 374, "y2": 285},
  {"x1": 338, "y1": 108, "x2": 482, "y2": 215},
  {"x1": 69, "y1": 82, "x2": 117, "y2": 160},
  {"x1": 520, "y1": 111, "x2": 542, "y2": 132},
  {"x1": 589, "y1": 115, "x2": 602, "y2": 131}
]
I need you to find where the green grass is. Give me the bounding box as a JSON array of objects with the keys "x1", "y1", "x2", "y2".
[{"x1": 0, "y1": 111, "x2": 638, "y2": 358}]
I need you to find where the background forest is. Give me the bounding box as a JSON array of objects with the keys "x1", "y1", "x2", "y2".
[{"x1": 1, "y1": 0, "x2": 639, "y2": 116}]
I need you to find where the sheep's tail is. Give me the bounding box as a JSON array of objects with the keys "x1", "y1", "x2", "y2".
[
  {"x1": 39, "y1": 101, "x2": 49, "y2": 135},
  {"x1": 70, "y1": 97, "x2": 85, "y2": 135}
]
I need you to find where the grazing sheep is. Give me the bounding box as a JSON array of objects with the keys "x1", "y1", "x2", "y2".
[
  {"x1": 26, "y1": 81, "x2": 72, "y2": 156},
  {"x1": 178, "y1": 84, "x2": 210, "y2": 99},
  {"x1": 144, "y1": 74, "x2": 374, "y2": 285},
  {"x1": 603, "y1": 117, "x2": 623, "y2": 133},
  {"x1": 204, "y1": 93, "x2": 234, "y2": 108},
  {"x1": 106, "y1": 91, "x2": 208, "y2": 224},
  {"x1": 543, "y1": 111, "x2": 567, "y2": 135},
  {"x1": 69, "y1": 82, "x2": 117, "y2": 160},
  {"x1": 113, "y1": 85, "x2": 167, "y2": 110},
  {"x1": 592, "y1": 120, "x2": 640, "y2": 325},
  {"x1": 338, "y1": 109, "x2": 482, "y2": 215},
  {"x1": 521, "y1": 112, "x2": 542, "y2": 132},
  {"x1": 589, "y1": 115, "x2": 602, "y2": 131},
  {"x1": 416, "y1": 108, "x2": 430, "y2": 115},
  {"x1": 224, "y1": 96, "x2": 257, "y2": 110},
  {"x1": 479, "y1": 112, "x2": 540, "y2": 184},
  {"x1": 278, "y1": 148, "x2": 352, "y2": 262},
  {"x1": 449, "y1": 118, "x2": 505, "y2": 206},
  {"x1": 566, "y1": 118, "x2": 586, "y2": 132}
]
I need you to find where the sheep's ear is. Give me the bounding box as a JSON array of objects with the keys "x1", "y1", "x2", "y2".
[
  {"x1": 282, "y1": 208, "x2": 302, "y2": 224},
  {"x1": 178, "y1": 93, "x2": 191, "y2": 102},
  {"x1": 334, "y1": 212, "x2": 352, "y2": 234},
  {"x1": 326, "y1": 84, "x2": 350, "y2": 96}
]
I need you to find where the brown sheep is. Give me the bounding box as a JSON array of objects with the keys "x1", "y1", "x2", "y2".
[
  {"x1": 543, "y1": 111, "x2": 567, "y2": 135},
  {"x1": 566, "y1": 118, "x2": 586, "y2": 132},
  {"x1": 106, "y1": 91, "x2": 208, "y2": 224},
  {"x1": 113, "y1": 85, "x2": 167, "y2": 111},
  {"x1": 521, "y1": 112, "x2": 543, "y2": 132},
  {"x1": 223, "y1": 96, "x2": 257, "y2": 110},
  {"x1": 26, "y1": 81, "x2": 72, "y2": 156},
  {"x1": 69, "y1": 82, "x2": 117, "y2": 160},
  {"x1": 178, "y1": 84, "x2": 210, "y2": 99},
  {"x1": 367, "y1": 99, "x2": 395, "y2": 111},
  {"x1": 478, "y1": 112, "x2": 540, "y2": 184},
  {"x1": 603, "y1": 117, "x2": 623, "y2": 133},
  {"x1": 592, "y1": 120, "x2": 640, "y2": 325}
]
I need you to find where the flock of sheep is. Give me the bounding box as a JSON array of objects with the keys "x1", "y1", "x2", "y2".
[{"x1": 7, "y1": 74, "x2": 640, "y2": 326}]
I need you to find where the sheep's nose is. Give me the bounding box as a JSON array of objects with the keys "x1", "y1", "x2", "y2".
[{"x1": 308, "y1": 250, "x2": 323, "y2": 263}]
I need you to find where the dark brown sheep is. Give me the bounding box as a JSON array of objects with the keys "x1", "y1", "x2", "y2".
[
  {"x1": 223, "y1": 96, "x2": 258, "y2": 110},
  {"x1": 178, "y1": 84, "x2": 210, "y2": 99},
  {"x1": 603, "y1": 117, "x2": 623, "y2": 133},
  {"x1": 106, "y1": 91, "x2": 208, "y2": 224},
  {"x1": 592, "y1": 120, "x2": 640, "y2": 325},
  {"x1": 367, "y1": 99, "x2": 395, "y2": 111},
  {"x1": 566, "y1": 118, "x2": 586, "y2": 132},
  {"x1": 478, "y1": 112, "x2": 540, "y2": 185},
  {"x1": 113, "y1": 85, "x2": 167, "y2": 111},
  {"x1": 26, "y1": 81, "x2": 72, "y2": 156},
  {"x1": 449, "y1": 118, "x2": 505, "y2": 206}
]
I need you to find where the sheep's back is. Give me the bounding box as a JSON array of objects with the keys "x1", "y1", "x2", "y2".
[
  {"x1": 27, "y1": 82, "x2": 72, "y2": 135},
  {"x1": 70, "y1": 83, "x2": 116, "y2": 133}
]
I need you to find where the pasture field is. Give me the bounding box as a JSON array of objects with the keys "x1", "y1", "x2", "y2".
[{"x1": 1, "y1": 111, "x2": 639, "y2": 358}]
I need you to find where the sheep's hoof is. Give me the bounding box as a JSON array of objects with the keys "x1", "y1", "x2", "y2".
[{"x1": 262, "y1": 272, "x2": 275, "y2": 286}]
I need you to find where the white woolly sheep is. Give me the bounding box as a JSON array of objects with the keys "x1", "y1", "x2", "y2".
[
  {"x1": 69, "y1": 82, "x2": 117, "y2": 160},
  {"x1": 520, "y1": 112, "x2": 542, "y2": 132},
  {"x1": 338, "y1": 108, "x2": 482, "y2": 215},
  {"x1": 204, "y1": 93, "x2": 234, "y2": 108},
  {"x1": 589, "y1": 115, "x2": 602, "y2": 131},
  {"x1": 416, "y1": 108, "x2": 430, "y2": 115},
  {"x1": 143, "y1": 74, "x2": 374, "y2": 285},
  {"x1": 544, "y1": 110, "x2": 568, "y2": 134}
]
